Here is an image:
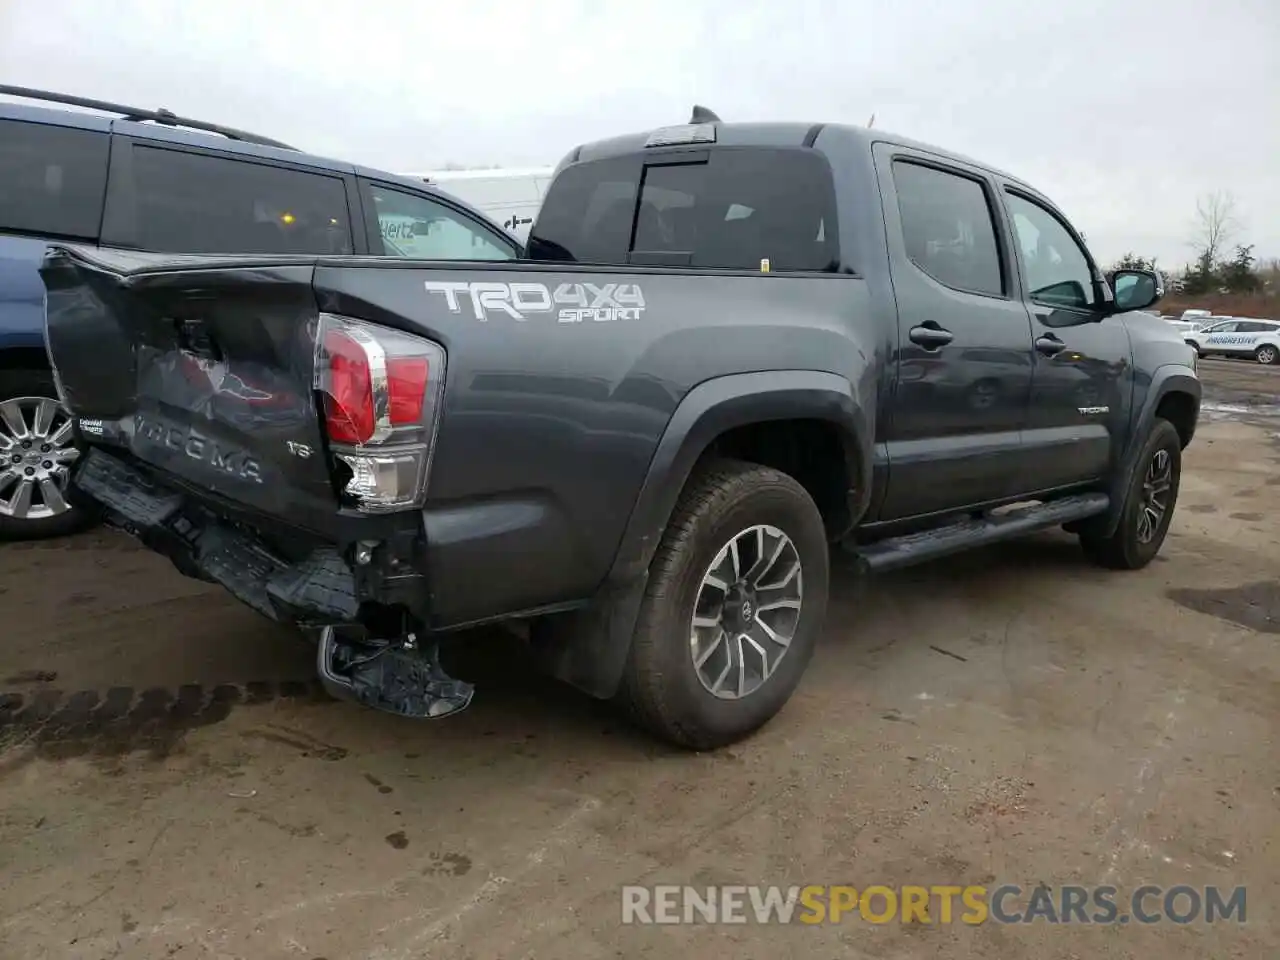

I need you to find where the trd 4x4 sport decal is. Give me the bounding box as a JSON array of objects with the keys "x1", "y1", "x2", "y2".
[{"x1": 424, "y1": 281, "x2": 646, "y2": 323}]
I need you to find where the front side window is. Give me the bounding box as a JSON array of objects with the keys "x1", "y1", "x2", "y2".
[
  {"x1": 1005, "y1": 193, "x2": 1095, "y2": 310},
  {"x1": 893, "y1": 161, "x2": 1003, "y2": 297},
  {"x1": 130, "y1": 146, "x2": 353, "y2": 255},
  {"x1": 0, "y1": 119, "x2": 109, "y2": 239},
  {"x1": 367, "y1": 184, "x2": 515, "y2": 260}
]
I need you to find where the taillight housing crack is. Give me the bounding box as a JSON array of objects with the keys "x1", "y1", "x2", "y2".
[{"x1": 314, "y1": 313, "x2": 445, "y2": 514}]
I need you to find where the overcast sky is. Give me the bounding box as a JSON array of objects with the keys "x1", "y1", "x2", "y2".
[{"x1": 2, "y1": 0, "x2": 1276, "y2": 267}]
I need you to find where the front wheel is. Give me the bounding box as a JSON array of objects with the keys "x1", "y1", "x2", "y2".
[
  {"x1": 0, "y1": 369, "x2": 96, "y2": 541},
  {"x1": 1255, "y1": 344, "x2": 1278, "y2": 365},
  {"x1": 1080, "y1": 418, "x2": 1182, "y2": 570},
  {"x1": 617, "y1": 459, "x2": 830, "y2": 749}
]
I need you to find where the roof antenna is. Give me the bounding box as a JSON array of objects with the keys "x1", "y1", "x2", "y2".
[{"x1": 689, "y1": 105, "x2": 721, "y2": 123}]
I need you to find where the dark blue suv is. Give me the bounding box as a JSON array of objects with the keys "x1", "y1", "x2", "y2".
[{"x1": 0, "y1": 87, "x2": 520, "y2": 540}]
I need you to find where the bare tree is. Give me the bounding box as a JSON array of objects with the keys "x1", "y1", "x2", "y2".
[{"x1": 1189, "y1": 190, "x2": 1238, "y2": 264}]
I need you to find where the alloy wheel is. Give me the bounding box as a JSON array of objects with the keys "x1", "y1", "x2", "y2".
[
  {"x1": 689, "y1": 523, "x2": 803, "y2": 700},
  {"x1": 0, "y1": 396, "x2": 79, "y2": 521},
  {"x1": 1135, "y1": 448, "x2": 1172, "y2": 544}
]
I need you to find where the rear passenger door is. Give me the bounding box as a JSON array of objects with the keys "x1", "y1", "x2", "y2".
[
  {"x1": 101, "y1": 138, "x2": 359, "y2": 256},
  {"x1": 873, "y1": 145, "x2": 1034, "y2": 520}
]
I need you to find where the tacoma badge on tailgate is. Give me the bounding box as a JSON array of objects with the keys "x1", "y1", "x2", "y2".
[{"x1": 135, "y1": 414, "x2": 264, "y2": 484}]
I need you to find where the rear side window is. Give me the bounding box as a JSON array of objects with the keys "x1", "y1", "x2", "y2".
[
  {"x1": 893, "y1": 161, "x2": 1003, "y2": 297},
  {"x1": 529, "y1": 148, "x2": 839, "y2": 272},
  {"x1": 0, "y1": 119, "x2": 108, "y2": 239},
  {"x1": 129, "y1": 146, "x2": 353, "y2": 255},
  {"x1": 366, "y1": 183, "x2": 515, "y2": 260}
]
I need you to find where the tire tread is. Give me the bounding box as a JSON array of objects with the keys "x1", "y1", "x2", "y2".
[{"x1": 618, "y1": 458, "x2": 826, "y2": 749}]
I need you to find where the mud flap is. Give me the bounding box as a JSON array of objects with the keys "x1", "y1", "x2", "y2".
[{"x1": 316, "y1": 627, "x2": 474, "y2": 719}]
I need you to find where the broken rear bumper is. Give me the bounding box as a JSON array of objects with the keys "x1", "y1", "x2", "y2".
[{"x1": 74, "y1": 448, "x2": 365, "y2": 625}]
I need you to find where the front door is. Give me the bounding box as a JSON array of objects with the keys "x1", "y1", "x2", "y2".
[
  {"x1": 999, "y1": 188, "x2": 1132, "y2": 494},
  {"x1": 874, "y1": 147, "x2": 1035, "y2": 520}
]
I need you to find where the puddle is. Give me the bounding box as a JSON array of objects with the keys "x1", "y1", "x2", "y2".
[
  {"x1": 1167, "y1": 582, "x2": 1280, "y2": 635},
  {"x1": 1199, "y1": 401, "x2": 1280, "y2": 422},
  {"x1": 0, "y1": 680, "x2": 329, "y2": 767}
]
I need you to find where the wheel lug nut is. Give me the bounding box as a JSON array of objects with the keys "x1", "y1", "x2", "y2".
[
  {"x1": 42, "y1": 461, "x2": 52, "y2": 469},
  {"x1": 21, "y1": 440, "x2": 31, "y2": 449},
  {"x1": 23, "y1": 467, "x2": 35, "y2": 476},
  {"x1": 40, "y1": 444, "x2": 50, "y2": 453}
]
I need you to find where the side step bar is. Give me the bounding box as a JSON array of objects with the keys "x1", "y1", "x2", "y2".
[{"x1": 846, "y1": 492, "x2": 1110, "y2": 574}]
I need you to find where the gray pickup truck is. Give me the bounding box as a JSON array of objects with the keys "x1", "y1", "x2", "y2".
[{"x1": 39, "y1": 110, "x2": 1200, "y2": 748}]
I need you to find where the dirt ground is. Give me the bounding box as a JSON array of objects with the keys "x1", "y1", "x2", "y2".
[{"x1": 1, "y1": 359, "x2": 1277, "y2": 960}]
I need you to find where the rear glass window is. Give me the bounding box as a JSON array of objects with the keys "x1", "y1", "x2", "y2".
[
  {"x1": 635, "y1": 151, "x2": 838, "y2": 271},
  {"x1": 526, "y1": 157, "x2": 638, "y2": 264},
  {"x1": 129, "y1": 146, "x2": 353, "y2": 255},
  {"x1": 0, "y1": 119, "x2": 109, "y2": 239},
  {"x1": 529, "y1": 148, "x2": 839, "y2": 272}
]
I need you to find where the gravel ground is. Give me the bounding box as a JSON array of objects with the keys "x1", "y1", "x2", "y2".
[{"x1": 1, "y1": 358, "x2": 1276, "y2": 959}]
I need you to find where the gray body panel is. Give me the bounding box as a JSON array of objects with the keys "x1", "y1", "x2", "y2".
[{"x1": 40, "y1": 120, "x2": 1200, "y2": 651}]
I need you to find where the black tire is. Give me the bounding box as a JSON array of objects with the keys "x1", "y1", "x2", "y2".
[
  {"x1": 1079, "y1": 418, "x2": 1181, "y2": 570},
  {"x1": 0, "y1": 368, "x2": 98, "y2": 541},
  {"x1": 1186, "y1": 341, "x2": 1203, "y2": 358},
  {"x1": 1255, "y1": 344, "x2": 1278, "y2": 366},
  {"x1": 616, "y1": 459, "x2": 830, "y2": 750}
]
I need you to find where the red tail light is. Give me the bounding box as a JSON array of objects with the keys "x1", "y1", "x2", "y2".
[
  {"x1": 387, "y1": 357, "x2": 429, "y2": 425},
  {"x1": 323, "y1": 329, "x2": 375, "y2": 444},
  {"x1": 315, "y1": 314, "x2": 445, "y2": 513}
]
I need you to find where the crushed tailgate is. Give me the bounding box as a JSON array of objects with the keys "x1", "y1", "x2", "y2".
[{"x1": 41, "y1": 247, "x2": 340, "y2": 530}]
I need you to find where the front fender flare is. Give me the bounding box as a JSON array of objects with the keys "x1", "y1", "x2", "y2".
[{"x1": 1100, "y1": 365, "x2": 1201, "y2": 538}]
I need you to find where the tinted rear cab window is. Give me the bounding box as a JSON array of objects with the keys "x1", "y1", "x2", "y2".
[
  {"x1": 529, "y1": 148, "x2": 839, "y2": 272},
  {"x1": 0, "y1": 119, "x2": 109, "y2": 239}
]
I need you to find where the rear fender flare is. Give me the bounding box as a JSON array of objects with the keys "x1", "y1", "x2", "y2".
[
  {"x1": 610, "y1": 369, "x2": 872, "y2": 582},
  {"x1": 534, "y1": 370, "x2": 872, "y2": 700}
]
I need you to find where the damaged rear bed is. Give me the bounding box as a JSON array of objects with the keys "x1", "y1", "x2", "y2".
[{"x1": 42, "y1": 246, "x2": 473, "y2": 719}]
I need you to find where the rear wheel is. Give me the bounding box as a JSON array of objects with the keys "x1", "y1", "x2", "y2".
[
  {"x1": 0, "y1": 369, "x2": 95, "y2": 540},
  {"x1": 1079, "y1": 418, "x2": 1181, "y2": 570},
  {"x1": 617, "y1": 459, "x2": 829, "y2": 749},
  {"x1": 1255, "y1": 344, "x2": 1278, "y2": 365}
]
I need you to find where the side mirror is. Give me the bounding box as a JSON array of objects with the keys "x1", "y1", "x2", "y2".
[{"x1": 1108, "y1": 269, "x2": 1164, "y2": 313}]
